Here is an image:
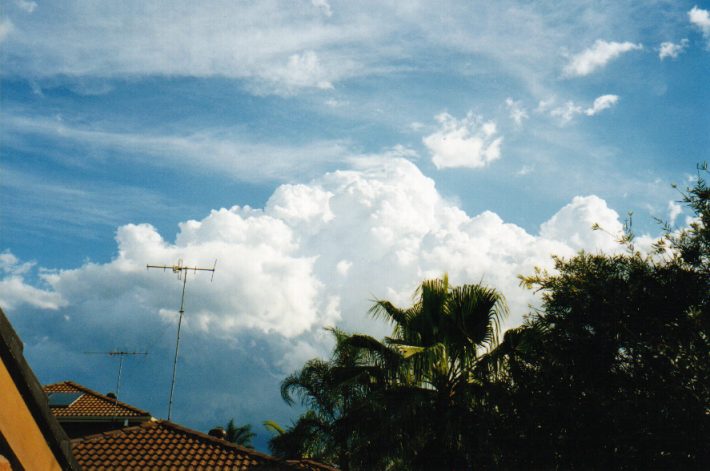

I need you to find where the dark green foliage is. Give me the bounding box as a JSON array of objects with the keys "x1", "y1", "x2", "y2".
[
  {"x1": 272, "y1": 279, "x2": 508, "y2": 470},
  {"x1": 273, "y1": 166, "x2": 710, "y2": 469},
  {"x1": 225, "y1": 419, "x2": 256, "y2": 448},
  {"x1": 490, "y1": 254, "x2": 709, "y2": 469},
  {"x1": 486, "y1": 166, "x2": 710, "y2": 469}
]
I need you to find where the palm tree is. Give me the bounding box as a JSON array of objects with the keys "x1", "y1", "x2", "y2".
[
  {"x1": 274, "y1": 328, "x2": 390, "y2": 469},
  {"x1": 352, "y1": 275, "x2": 508, "y2": 469},
  {"x1": 224, "y1": 419, "x2": 255, "y2": 448},
  {"x1": 276, "y1": 276, "x2": 508, "y2": 470}
]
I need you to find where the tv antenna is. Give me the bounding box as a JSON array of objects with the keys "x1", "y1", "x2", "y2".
[
  {"x1": 83, "y1": 350, "x2": 148, "y2": 421},
  {"x1": 146, "y1": 258, "x2": 217, "y2": 420}
]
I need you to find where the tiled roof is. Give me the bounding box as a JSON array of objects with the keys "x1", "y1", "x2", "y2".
[
  {"x1": 43, "y1": 381, "x2": 151, "y2": 419},
  {"x1": 71, "y1": 420, "x2": 304, "y2": 470}
]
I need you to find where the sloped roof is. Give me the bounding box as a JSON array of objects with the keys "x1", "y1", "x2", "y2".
[
  {"x1": 0, "y1": 308, "x2": 79, "y2": 470},
  {"x1": 44, "y1": 380, "x2": 151, "y2": 419},
  {"x1": 71, "y1": 420, "x2": 305, "y2": 470}
]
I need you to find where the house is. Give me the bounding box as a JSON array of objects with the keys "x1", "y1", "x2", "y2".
[
  {"x1": 70, "y1": 419, "x2": 337, "y2": 470},
  {"x1": 45, "y1": 381, "x2": 338, "y2": 470},
  {"x1": 43, "y1": 380, "x2": 152, "y2": 438},
  {"x1": 1, "y1": 306, "x2": 335, "y2": 470},
  {"x1": 0, "y1": 308, "x2": 79, "y2": 470}
]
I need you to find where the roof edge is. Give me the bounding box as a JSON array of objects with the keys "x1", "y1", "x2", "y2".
[
  {"x1": 44, "y1": 380, "x2": 152, "y2": 417},
  {"x1": 72, "y1": 419, "x2": 285, "y2": 464},
  {"x1": 0, "y1": 308, "x2": 80, "y2": 471}
]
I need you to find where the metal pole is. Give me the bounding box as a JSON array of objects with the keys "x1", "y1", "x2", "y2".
[
  {"x1": 167, "y1": 272, "x2": 188, "y2": 421},
  {"x1": 83, "y1": 350, "x2": 147, "y2": 422},
  {"x1": 146, "y1": 259, "x2": 215, "y2": 421},
  {"x1": 112, "y1": 354, "x2": 124, "y2": 423}
]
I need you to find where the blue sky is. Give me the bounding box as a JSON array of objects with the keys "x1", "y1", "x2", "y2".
[{"x1": 1, "y1": 0, "x2": 709, "y2": 450}]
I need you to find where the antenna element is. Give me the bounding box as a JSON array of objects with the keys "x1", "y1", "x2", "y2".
[
  {"x1": 146, "y1": 259, "x2": 217, "y2": 420},
  {"x1": 83, "y1": 350, "x2": 148, "y2": 421}
]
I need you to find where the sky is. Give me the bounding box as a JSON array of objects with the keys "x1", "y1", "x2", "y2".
[{"x1": 1, "y1": 0, "x2": 709, "y2": 450}]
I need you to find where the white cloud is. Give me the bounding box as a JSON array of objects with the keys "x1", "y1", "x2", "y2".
[
  {"x1": 0, "y1": 277, "x2": 68, "y2": 310},
  {"x1": 3, "y1": 157, "x2": 640, "y2": 339},
  {"x1": 544, "y1": 94, "x2": 619, "y2": 123},
  {"x1": 0, "y1": 2, "x2": 369, "y2": 94},
  {"x1": 0, "y1": 18, "x2": 13, "y2": 43},
  {"x1": 505, "y1": 98, "x2": 529, "y2": 126},
  {"x1": 668, "y1": 200, "x2": 683, "y2": 225},
  {"x1": 325, "y1": 98, "x2": 348, "y2": 108},
  {"x1": 252, "y1": 51, "x2": 335, "y2": 95},
  {"x1": 689, "y1": 6, "x2": 710, "y2": 46},
  {"x1": 0, "y1": 251, "x2": 34, "y2": 276},
  {"x1": 563, "y1": 40, "x2": 643, "y2": 77},
  {"x1": 423, "y1": 112, "x2": 503, "y2": 169},
  {"x1": 0, "y1": 252, "x2": 66, "y2": 310},
  {"x1": 312, "y1": 0, "x2": 332, "y2": 17},
  {"x1": 2, "y1": 156, "x2": 658, "y2": 433},
  {"x1": 15, "y1": 0, "x2": 38, "y2": 13},
  {"x1": 585, "y1": 94, "x2": 619, "y2": 116},
  {"x1": 0, "y1": 2, "x2": 666, "y2": 99},
  {"x1": 549, "y1": 101, "x2": 584, "y2": 123},
  {"x1": 540, "y1": 195, "x2": 624, "y2": 253},
  {"x1": 536, "y1": 97, "x2": 556, "y2": 113},
  {"x1": 3, "y1": 114, "x2": 349, "y2": 181},
  {"x1": 517, "y1": 165, "x2": 533, "y2": 176},
  {"x1": 658, "y1": 39, "x2": 688, "y2": 60}
]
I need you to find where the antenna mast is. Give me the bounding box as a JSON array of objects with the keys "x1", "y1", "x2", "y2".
[
  {"x1": 84, "y1": 350, "x2": 148, "y2": 421},
  {"x1": 146, "y1": 258, "x2": 217, "y2": 420}
]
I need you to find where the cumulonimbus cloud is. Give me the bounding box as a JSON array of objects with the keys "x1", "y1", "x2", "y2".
[
  {"x1": 1, "y1": 156, "x2": 650, "y2": 437},
  {"x1": 4, "y1": 156, "x2": 633, "y2": 340}
]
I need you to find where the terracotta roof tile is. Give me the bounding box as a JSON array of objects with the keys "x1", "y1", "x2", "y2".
[
  {"x1": 44, "y1": 381, "x2": 151, "y2": 419},
  {"x1": 71, "y1": 420, "x2": 307, "y2": 470}
]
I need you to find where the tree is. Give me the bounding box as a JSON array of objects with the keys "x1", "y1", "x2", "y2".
[
  {"x1": 274, "y1": 278, "x2": 508, "y2": 470},
  {"x1": 482, "y1": 165, "x2": 710, "y2": 468},
  {"x1": 358, "y1": 276, "x2": 508, "y2": 469},
  {"x1": 270, "y1": 328, "x2": 384, "y2": 469},
  {"x1": 274, "y1": 164, "x2": 710, "y2": 469},
  {"x1": 224, "y1": 419, "x2": 255, "y2": 448}
]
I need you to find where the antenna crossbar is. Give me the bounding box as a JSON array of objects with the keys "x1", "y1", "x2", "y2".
[
  {"x1": 83, "y1": 350, "x2": 148, "y2": 422},
  {"x1": 146, "y1": 258, "x2": 217, "y2": 420}
]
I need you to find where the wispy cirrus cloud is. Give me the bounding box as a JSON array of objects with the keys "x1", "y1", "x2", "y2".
[
  {"x1": 2, "y1": 114, "x2": 350, "y2": 181},
  {"x1": 311, "y1": 0, "x2": 333, "y2": 17},
  {"x1": 0, "y1": 18, "x2": 13, "y2": 43},
  {"x1": 0, "y1": 1, "x2": 373, "y2": 94},
  {"x1": 505, "y1": 98, "x2": 529, "y2": 126},
  {"x1": 15, "y1": 0, "x2": 38, "y2": 14},
  {"x1": 563, "y1": 40, "x2": 643, "y2": 77},
  {"x1": 0, "y1": 1, "x2": 668, "y2": 99}
]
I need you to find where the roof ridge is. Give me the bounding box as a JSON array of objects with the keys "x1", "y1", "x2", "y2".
[
  {"x1": 155, "y1": 420, "x2": 280, "y2": 461},
  {"x1": 45, "y1": 380, "x2": 151, "y2": 417}
]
